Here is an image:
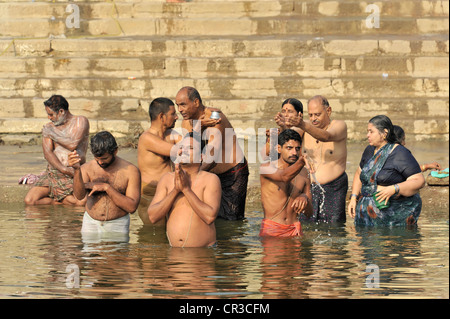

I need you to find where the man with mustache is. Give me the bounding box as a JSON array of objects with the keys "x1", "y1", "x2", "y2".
[
  {"x1": 287, "y1": 95, "x2": 348, "y2": 223},
  {"x1": 68, "y1": 131, "x2": 141, "y2": 240},
  {"x1": 24, "y1": 95, "x2": 89, "y2": 205},
  {"x1": 137, "y1": 97, "x2": 182, "y2": 225},
  {"x1": 259, "y1": 129, "x2": 312, "y2": 237}
]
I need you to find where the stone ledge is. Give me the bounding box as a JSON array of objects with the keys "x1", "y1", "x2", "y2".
[
  {"x1": 2, "y1": 37, "x2": 447, "y2": 58},
  {"x1": 1, "y1": 1, "x2": 448, "y2": 20},
  {"x1": 426, "y1": 174, "x2": 449, "y2": 186},
  {"x1": 1, "y1": 56, "x2": 448, "y2": 79},
  {"x1": 1, "y1": 17, "x2": 448, "y2": 38},
  {"x1": 0, "y1": 77, "x2": 448, "y2": 100}
]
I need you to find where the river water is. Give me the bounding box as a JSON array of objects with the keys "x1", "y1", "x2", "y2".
[{"x1": 0, "y1": 142, "x2": 448, "y2": 299}]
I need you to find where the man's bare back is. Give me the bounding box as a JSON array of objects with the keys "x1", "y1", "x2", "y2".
[{"x1": 138, "y1": 129, "x2": 180, "y2": 187}]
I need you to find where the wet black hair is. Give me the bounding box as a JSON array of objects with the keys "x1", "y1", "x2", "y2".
[
  {"x1": 278, "y1": 129, "x2": 302, "y2": 147},
  {"x1": 149, "y1": 97, "x2": 175, "y2": 121},
  {"x1": 43, "y1": 95, "x2": 69, "y2": 112},
  {"x1": 90, "y1": 131, "x2": 118, "y2": 157}
]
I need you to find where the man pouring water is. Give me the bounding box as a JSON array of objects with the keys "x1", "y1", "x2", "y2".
[{"x1": 287, "y1": 95, "x2": 348, "y2": 224}]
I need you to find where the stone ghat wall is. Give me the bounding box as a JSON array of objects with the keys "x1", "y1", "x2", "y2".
[{"x1": 0, "y1": 0, "x2": 448, "y2": 145}]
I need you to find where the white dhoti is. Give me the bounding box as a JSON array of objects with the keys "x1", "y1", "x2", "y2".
[{"x1": 81, "y1": 212, "x2": 130, "y2": 244}]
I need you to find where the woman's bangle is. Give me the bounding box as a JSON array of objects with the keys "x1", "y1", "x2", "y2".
[
  {"x1": 394, "y1": 184, "x2": 400, "y2": 195},
  {"x1": 350, "y1": 193, "x2": 358, "y2": 200}
]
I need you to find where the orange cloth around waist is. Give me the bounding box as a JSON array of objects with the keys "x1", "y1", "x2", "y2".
[{"x1": 259, "y1": 218, "x2": 303, "y2": 237}]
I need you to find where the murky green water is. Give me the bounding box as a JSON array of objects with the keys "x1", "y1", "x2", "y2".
[{"x1": 0, "y1": 197, "x2": 448, "y2": 299}]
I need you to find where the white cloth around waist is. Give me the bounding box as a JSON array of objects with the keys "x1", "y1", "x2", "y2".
[{"x1": 81, "y1": 211, "x2": 130, "y2": 234}]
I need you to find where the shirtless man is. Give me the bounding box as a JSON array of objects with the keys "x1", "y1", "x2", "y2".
[
  {"x1": 175, "y1": 86, "x2": 249, "y2": 220},
  {"x1": 148, "y1": 133, "x2": 221, "y2": 248},
  {"x1": 287, "y1": 95, "x2": 348, "y2": 223},
  {"x1": 137, "y1": 97, "x2": 181, "y2": 224},
  {"x1": 24, "y1": 95, "x2": 89, "y2": 205},
  {"x1": 260, "y1": 129, "x2": 313, "y2": 237},
  {"x1": 68, "y1": 131, "x2": 141, "y2": 237}
]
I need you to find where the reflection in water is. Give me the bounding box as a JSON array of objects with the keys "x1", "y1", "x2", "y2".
[
  {"x1": 0, "y1": 202, "x2": 448, "y2": 298},
  {"x1": 354, "y1": 225, "x2": 424, "y2": 297},
  {"x1": 260, "y1": 236, "x2": 310, "y2": 299}
]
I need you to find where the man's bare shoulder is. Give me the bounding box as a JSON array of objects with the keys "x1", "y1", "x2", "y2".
[
  {"x1": 159, "y1": 170, "x2": 174, "y2": 184},
  {"x1": 330, "y1": 119, "x2": 347, "y2": 130},
  {"x1": 205, "y1": 106, "x2": 221, "y2": 114},
  {"x1": 138, "y1": 130, "x2": 164, "y2": 146},
  {"x1": 119, "y1": 157, "x2": 139, "y2": 171},
  {"x1": 80, "y1": 159, "x2": 97, "y2": 174},
  {"x1": 139, "y1": 130, "x2": 157, "y2": 140},
  {"x1": 74, "y1": 114, "x2": 89, "y2": 123},
  {"x1": 199, "y1": 170, "x2": 220, "y2": 184},
  {"x1": 43, "y1": 121, "x2": 55, "y2": 129}
]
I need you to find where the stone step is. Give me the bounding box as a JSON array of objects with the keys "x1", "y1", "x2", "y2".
[
  {"x1": 1, "y1": 56, "x2": 448, "y2": 78},
  {"x1": 0, "y1": 77, "x2": 447, "y2": 99},
  {"x1": 1, "y1": 16, "x2": 448, "y2": 38},
  {"x1": 2, "y1": 37, "x2": 448, "y2": 58},
  {"x1": 1, "y1": 1, "x2": 448, "y2": 19},
  {"x1": 0, "y1": 97, "x2": 447, "y2": 121},
  {"x1": 0, "y1": 117, "x2": 447, "y2": 144}
]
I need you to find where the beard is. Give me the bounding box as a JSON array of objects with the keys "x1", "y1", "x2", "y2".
[
  {"x1": 52, "y1": 112, "x2": 67, "y2": 126},
  {"x1": 97, "y1": 156, "x2": 116, "y2": 169}
]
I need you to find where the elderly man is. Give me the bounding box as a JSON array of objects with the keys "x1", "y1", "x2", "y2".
[
  {"x1": 287, "y1": 95, "x2": 348, "y2": 223},
  {"x1": 24, "y1": 95, "x2": 89, "y2": 205},
  {"x1": 175, "y1": 86, "x2": 249, "y2": 221}
]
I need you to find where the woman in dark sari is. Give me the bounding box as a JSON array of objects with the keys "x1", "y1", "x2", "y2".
[{"x1": 348, "y1": 115, "x2": 425, "y2": 226}]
